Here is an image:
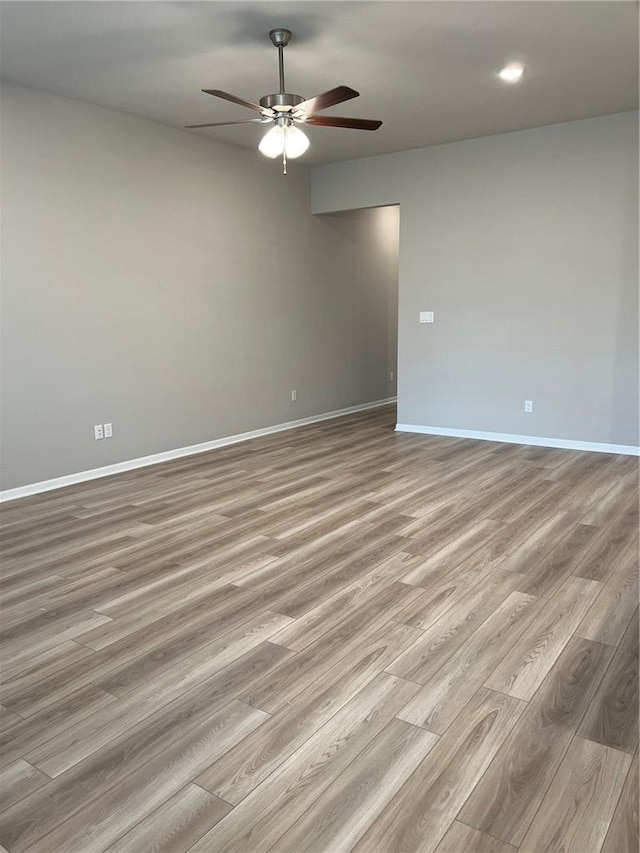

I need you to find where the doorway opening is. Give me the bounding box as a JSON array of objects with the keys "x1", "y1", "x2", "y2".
[{"x1": 318, "y1": 204, "x2": 399, "y2": 426}]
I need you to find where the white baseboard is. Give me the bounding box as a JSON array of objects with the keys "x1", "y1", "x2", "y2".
[
  {"x1": 395, "y1": 423, "x2": 640, "y2": 456},
  {"x1": 1, "y1": 397, "x2": 397, "y2": 502}
]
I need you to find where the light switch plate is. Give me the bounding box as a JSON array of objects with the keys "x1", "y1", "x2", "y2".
[{"x1": 420, "y1": 311, "x2": 434, "y2": 324}]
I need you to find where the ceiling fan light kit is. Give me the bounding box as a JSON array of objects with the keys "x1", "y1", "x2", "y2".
[
  {"x1": 258, "y1": 122, "x2": 310, "y2": 159},
  {"x1": 186, "y1": 28, "x2": 382, "y2": 174}
]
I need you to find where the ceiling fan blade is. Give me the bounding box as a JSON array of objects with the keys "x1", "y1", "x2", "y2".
[
  {"x1": 305, "y1": 115, "x2": 383, "y2": 131},
  {"x1": 202, "y1": 89, "x2": 267, "y2": 114},
  {"x1": 296, "y1": 86, "x2": 359, "y2": 116},
  {"x1": 185, "y1": 118, "x2": 268, "y2": 129}
]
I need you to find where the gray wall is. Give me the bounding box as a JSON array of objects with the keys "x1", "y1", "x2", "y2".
[
  {"x1": 312, "y1": 112, "x2": 639, "y2": 448},
  {"x1": 0, "y1": 83, "x2": 398, "y2": 490}
]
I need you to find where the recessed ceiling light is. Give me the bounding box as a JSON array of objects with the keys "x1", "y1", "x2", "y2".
[{"x1": 497, "y1": 63, "x2": 526, "y2": 82}]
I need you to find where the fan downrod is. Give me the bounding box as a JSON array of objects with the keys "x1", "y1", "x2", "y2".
[{"x1": 263, "y1": 28, "x2": 301, "y2": 105}]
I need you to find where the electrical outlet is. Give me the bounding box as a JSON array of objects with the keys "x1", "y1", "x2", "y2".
[
  {"x1": 524, "y1": 400, "x2": 533, "y2": 413},
  {"x1": 290, "y1": 390, "x2": 297, "y2": 402},
  {"x1": 390, "y1": 372, "x2": 394, "y2": 382},
  {"x1": 104, "y1": 423, "x2": 113, "y2": 438},
  {"x1": 94, "y1": 424, "x2": 104, "y2": 440}
]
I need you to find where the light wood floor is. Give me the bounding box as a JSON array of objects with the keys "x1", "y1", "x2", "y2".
[{"x1": 0, "y1": 405, "x2": 638, "y2": 853}]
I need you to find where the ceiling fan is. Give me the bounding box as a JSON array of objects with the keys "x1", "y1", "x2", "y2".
[{"x1": 185, "y1": 28, "x2": 382, "y2": 173}]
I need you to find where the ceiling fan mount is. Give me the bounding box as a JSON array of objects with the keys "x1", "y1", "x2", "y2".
[
  {"x1": 268, "y1": 28, "x2": 292, "y2": 48},
  {"x1": 185, "y1": 28, "x2": 382, "y2": 172}
]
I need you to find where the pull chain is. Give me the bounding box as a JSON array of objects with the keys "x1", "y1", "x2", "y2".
[{"x1": 282, "y1": 148, "x2": 287, "y2": 175}]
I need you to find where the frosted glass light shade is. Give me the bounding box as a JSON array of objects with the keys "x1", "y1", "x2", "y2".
[
  {"x1": 259, "y1": 125, "x2": 285, "y2": 158},
  {"x1": 259, "y1": 124, "x2": 310, "y2": 159},
  {"x1": 283, "y1": 125, "x2": 310, "y2": 158}
]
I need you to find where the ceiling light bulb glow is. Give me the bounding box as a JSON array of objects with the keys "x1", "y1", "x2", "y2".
[
  {"x1": 258, "y1": 124, "x2": 310, "y2": 159},
  {"x1": 283, "y1": 125, "x2": 310, "y2": 158},
  {"x1": 497, "y1": 63, "x2": 525, "y2": 82},
  {"x1": 258, "y1": 125, "x2": 285, "y2": 158}
]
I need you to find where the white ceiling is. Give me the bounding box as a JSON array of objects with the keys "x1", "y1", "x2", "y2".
[{"x1": 1, "y1": 1, "x2": 637, "y2": 164}]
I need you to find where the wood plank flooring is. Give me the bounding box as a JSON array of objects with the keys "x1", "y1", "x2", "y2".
[{"x1": 0, "y1": 405, "x2": 638, "y2": 853}]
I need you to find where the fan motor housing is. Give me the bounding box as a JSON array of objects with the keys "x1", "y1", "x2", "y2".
[{"x1": 260, "y1": 92, "x2": 304, "y2": 111}]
